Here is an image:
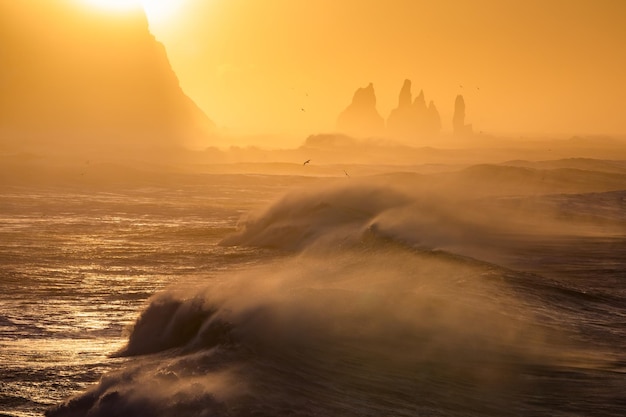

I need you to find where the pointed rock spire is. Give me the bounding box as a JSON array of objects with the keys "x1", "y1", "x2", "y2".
[
  {"x1": 427, "y1": 101, "x2": 442, "y2": 135},
  {"x1": 413, "y1": 89, "x2": 427, "y2": 112},
  {"x1": 387, "y1": 79, "x2": 416, "y2": 140},
  {"x1": 453, "y1": 95, "x2": 466, "y2": 132},
  {"x1": 453, "y1": 95, "x2": 473, "y2": 137},
  {"x1": 387, "y1": 81, "x2": 440, "y2": 141},
  {"x1": 398, "y1": 79, "x2": 413, "y2": 108},
  {"x1": 336, "y1": 83, "x2": 385, "y2": 137}
]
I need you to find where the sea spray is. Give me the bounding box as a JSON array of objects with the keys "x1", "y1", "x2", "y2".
[
  {"x1": 47, "y1": 244, "x2": 586, "y2": 417},
  {"x1": 46, "y1": 180, "x2": 625, "y2": 417}
]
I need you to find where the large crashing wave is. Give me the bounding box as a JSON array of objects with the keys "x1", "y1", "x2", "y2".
[
  {"x1": 219, "y1": 181, "x2": 483, "y2": 254},
  {"x1": 220, "y1": 179, "x2": 621, "y2": 258},
  {"x1": 220, "y1": 182, "x2": 412, "y2": 250},
  {"x1": 47, "y1": 181, "x2": 621, "y2": 417}
]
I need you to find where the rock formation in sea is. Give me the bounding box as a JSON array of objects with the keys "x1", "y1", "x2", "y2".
[
  {"x1": 385, "y1": 79, "x2": 442, "y2": 142},
  {"x1": 426, "y1": 100, "x2": 442, "y2": 136},
  {"x1": 386, "y1": 79, "x2": 416, "y2": 140},
  {"x1": 452, "y1": 95, "x2": 473, "y2": 137},
  {"x1": 336, "y1": 83, "x2": 385, "y2": 138},
  {"x1": 0, "y1": 0, "x2": 214, "y2": 153}
]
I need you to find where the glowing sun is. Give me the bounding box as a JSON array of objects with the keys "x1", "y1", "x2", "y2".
[
  {"x1": 85, "y1": 0, "x2": 181, "y2": 25},
  {"x1": 85, "y1": 0, "x2": 143, "y2": 12}
]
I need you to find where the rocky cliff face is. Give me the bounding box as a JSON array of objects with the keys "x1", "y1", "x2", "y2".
[
  {"x1": 0, "y1": 1, "x2": 214, "y2": 152},
  {"x1": 336, "y1": 83, "x2": 385, "y2": 138}
]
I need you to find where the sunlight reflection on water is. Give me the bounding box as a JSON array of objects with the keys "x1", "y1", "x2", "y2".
[{"x1": 0, "y1": 184, "x2": 282, "y2": 415}]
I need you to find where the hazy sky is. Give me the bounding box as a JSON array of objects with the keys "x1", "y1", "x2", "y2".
[{"x1": 137, "y1": 0, "x2": 624, "y2": 142}]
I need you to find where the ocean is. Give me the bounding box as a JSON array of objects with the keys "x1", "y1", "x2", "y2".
[{"x1": 1, "y1": 161, "x2": 625, "y2": 416}]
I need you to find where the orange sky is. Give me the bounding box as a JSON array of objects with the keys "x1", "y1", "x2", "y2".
[{"x1": 137, "y1": 1, "x2": 625, "y2": 143}]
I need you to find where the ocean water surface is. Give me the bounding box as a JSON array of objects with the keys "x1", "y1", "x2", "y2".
[{"x1": 1, "y1": 164, "x2": 625, "y2": 416}]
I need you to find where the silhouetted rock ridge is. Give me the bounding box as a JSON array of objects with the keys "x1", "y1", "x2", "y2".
[{"x1": 0, "y1": 1, "x2": 214, "y2": 152}]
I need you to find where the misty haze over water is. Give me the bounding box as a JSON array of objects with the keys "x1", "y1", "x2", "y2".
[
  {"x1": 1, "y1": 149, "x2": 625, "y2": 416},
  {"x1": 2, "y1": 2, "x2": 626, "y2": 416}
]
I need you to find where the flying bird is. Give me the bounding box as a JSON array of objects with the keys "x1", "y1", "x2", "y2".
[
  {"x1": 303, "y1": 159, "x2": 311, "y2": 165},
  {"x1": 344, "y1": 170, "x2": 350, "y2": 178}
]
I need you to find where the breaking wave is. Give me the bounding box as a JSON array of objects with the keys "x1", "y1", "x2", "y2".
[{"x1": 47, "y1": 181, "x2": 625, "y2": 417}]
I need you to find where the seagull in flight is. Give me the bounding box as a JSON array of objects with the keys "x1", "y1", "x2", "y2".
[{"x1": 303, "y1": 159, "x2": 311, "y2": 166}]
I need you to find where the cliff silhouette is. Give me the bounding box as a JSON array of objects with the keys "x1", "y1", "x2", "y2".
[{"x1": 0, "y1": 1, "x2": 214, "y2": 153}]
